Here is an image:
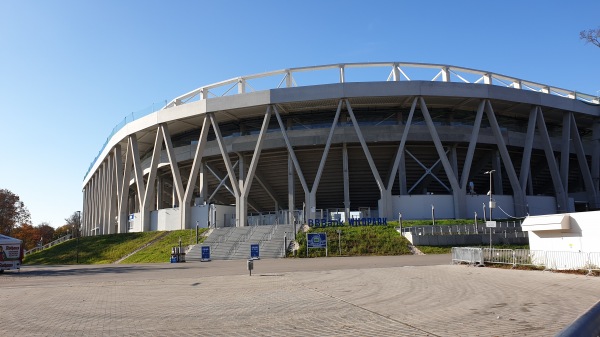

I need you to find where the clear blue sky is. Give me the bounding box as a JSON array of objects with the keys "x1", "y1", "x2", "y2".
[{"x1": 0, "y1": 1, "x2": 598, "y2": 228}]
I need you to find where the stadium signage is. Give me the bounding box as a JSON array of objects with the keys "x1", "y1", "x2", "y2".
[
  {"x1": 307, "y1": 218, "x2": 388, "y2": 227},
  {"x1": 1, "y1": 245, "x2": 21, "y2": 260}
]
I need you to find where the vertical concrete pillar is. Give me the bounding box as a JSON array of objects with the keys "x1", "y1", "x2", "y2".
[
  {"x1": 592, "y1": 120, "x2": 600, "y2": 208},
  {"x1": 343, "y1": 143, "x2": 350, "y2": 222},
  {"x1": 288, "y1": 154, "x2": 295, "y2": 224},
  {"x1": 492, "y1": 151, "x2": 504, "y2": 195},
  {"x1": 561, "y1": 112, "x2": 571, "y2": 195},
  {"x1": 199, "y1": 163, "x2": 206, "y2": 203},
  {"x1": 238, "y1": 154, "x2": 246, "y2": 227},
  {"x1": 398, "y1": 153, "x2": 407, "y2": 195}
]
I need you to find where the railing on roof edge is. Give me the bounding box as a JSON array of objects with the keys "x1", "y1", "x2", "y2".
[{"x1": 84, "y1": 62, "x2": 600, "y2": 181}]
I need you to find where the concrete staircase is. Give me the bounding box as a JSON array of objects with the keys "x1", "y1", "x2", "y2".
[{"x1": 186, "y1": 224, "x2": 295, "y2": 261}]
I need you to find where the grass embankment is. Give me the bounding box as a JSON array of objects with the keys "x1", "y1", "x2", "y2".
[
  {"x1": 121, "y1": 228, "x2": 208, "y2": 263},
  {"x1": 295, "y1": 225, "x2": 411, "y2": 258},
  {"x1": 24, "y1": 229, "x2": 208, "y2": 265},
  {"x1": 24, "y1": 232, "x2": 165, "y2": 265}
]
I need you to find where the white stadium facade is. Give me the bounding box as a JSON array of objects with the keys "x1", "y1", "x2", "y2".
[{"x1": 81, "y1": 62, "x2": 600, "y2": 236}]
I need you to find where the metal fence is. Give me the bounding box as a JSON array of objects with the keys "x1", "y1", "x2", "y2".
[
  {"x1": 24, "y1": 234, "x2": 73, "y2": 256},
  {"x1": 452, "y1": 247, "x2": 600, "y2": 274},
  {"x1": 403, "y1": 221, "x2": 525, "y2": 236},
  {"x1": 451, "y1": 247, "x2": 484, "y2": 265}
]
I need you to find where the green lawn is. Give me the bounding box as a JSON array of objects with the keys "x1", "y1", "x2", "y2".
[
  {"x1": 121, "y1": 229, "x2": 208, "y2": 263},
  {"x1": 295, "y1": 225, "x2": 411, "y2": 258},
  {"x1": 24, "y1": 231, "x2": 165, "y2": 264}
]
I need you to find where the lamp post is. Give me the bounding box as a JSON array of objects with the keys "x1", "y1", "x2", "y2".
[
  {"x1": 398, "y1": 213, "x2": 403, "y2": 233},
  {"x1": 76, "y1": 210, "x2": 81, "y2": 264},
  {"x1": 484, "y1": 170, "x2": 495, "y2": 221},
  {"x1": 484, "y1": 170, "x2": 495, "y2": 249}
]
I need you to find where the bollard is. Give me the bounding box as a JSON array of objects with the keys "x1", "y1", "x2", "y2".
[{"x1": 247, "y1": 259, "x2": 254, "y2": 276}]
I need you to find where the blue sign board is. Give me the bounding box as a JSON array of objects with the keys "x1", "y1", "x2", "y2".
[
  {"x1": 307, "y1": 217, "x2": 388, "y2": 227},
  {"x1": 250, "y1": 244, "x2": 260, "y2": 259},
  {"x1": 201, "y1": 246, "x2": 211, "y2": 261},
  {"x1": 307, "y1": 233, "x2": 327, "y2": 248}
]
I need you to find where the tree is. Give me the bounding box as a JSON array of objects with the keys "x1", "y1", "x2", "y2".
[
  {"x1": 52, "y1": 212, "x2": 82, "y2": 240},
  {"x1": 37, "y1": 222, "x2": 55, "y2": 245},
  {"x1": 11, "y1": 224, "x2": 39, "y2": 250},
  {"x1": 0, "y1": 189, "x2": 31, "y2": 236},
  {"x1": 12, "y1": 223, "x2": 56, "y2": 250},
  {"x1": 64, "y1": 212, "x2": 81, "y2": 237},
  {"x1": 53, "y1": 225, "x2": 71, "y2": 240},
  {"x1": 580, "y1": 27, "x2": 600, "y2": 48}
]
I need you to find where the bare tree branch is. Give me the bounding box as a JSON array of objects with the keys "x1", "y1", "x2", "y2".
[{"x1": 580, "y1": 27, "x2": 600, "y2": 48}]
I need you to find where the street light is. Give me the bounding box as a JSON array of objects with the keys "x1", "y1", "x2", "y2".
[
  {"x1": 484, "y1": 170, "x2": 495, "y2": 249},
  {"x1": 484, "y1": 170, "x2": 496, "y2": 221},
  {"x1": 398, "y1": 213, "x2": 403, "y2": 233},
  {"x1": 76, "y1": 210, "x2": 81, "y2": 264}
]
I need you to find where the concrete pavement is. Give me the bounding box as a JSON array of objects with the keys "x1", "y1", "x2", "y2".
[{"x1": 2, "y1": 255, "x2": 599, "y2": 336}]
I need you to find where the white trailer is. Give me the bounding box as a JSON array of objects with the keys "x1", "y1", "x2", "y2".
[{"x1": 0, "y1": 234, "x2": 24, "y2": 273}]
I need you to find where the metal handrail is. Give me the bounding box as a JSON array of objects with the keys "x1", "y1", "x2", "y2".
[
  {"x1": 24, "y1": 234, "x2": 73, "y2": 256},
  {"x1": 84, "y1": 62, "x2": 600, "y2": 181}
]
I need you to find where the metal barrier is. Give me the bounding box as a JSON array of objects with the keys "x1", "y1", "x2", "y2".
[
  {"x1": 453, "y1": 247, "x2": 600, "y2": 274},
  {"x1": 451, "y1": 247, "x2": 483, "y2": 265},
  {"x1": 25, "y1": 234, "x2": 73, "y2": 256},
  {"x1": 452, "y1": 248, "x2": 600, "y2": 336},
  {"x1": 402, "y1": 222, "x2": 524, "y2": 236}
]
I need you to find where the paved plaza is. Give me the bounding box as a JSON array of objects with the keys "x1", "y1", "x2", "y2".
[{"x1": 2, "y1": 255, "x2": 600, "y2": 336}]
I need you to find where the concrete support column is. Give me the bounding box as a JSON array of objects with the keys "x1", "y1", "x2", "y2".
[
  {"x1": 343, "y1": 143, "x2": 350, "y2": 222},
  {"x1": 492, "y1": 150, "x2": 504, "y2": 195},
  {"x1": 484, "y1": 100, "x2": 527, "y2": 216},
  {"x1": 89, "y1": 177, "x2": 96, "y2": 235},
  {"x1": 592, "y1": 120, "x2": 600, "y2": 207},
  {"x1": 419, "y1": 97, "x2": 465, "y2": 218},
  {"x1": 535, "y1": 106, "x2": 568, "y2": 212},
  {"x1": 238, "y1": 154, "x2": 245, "y2": 227},
  {"x1": 171, "y1": 183, "x2": 176, "y2": 208},
  {"x1": 520, "y1": 108, "x2": 537, "y2": 195},
  {"x1": 107, "y1": 155, "x2": 117, "y2": 234},
  {"x1": 398, "y1": 153, "x2": 407, "y2": 194},
  {"x1": 561, "y1": 112, "x2": 571, "y2": 194},
  {"x1": 274, "y1": 106, "x2": 310, "y2": 223},
  {"x1": 156, "y1": 176, "x2": 162, "y2": 210},
  {"x1": 181, "y1": 116, "x2": 210, "y2": 229},
  {"x1": 306, "y1": 192, "x2": 316, "y2": 221},
  {"x1": 288, "y1": 154, "x2": 295, "y2": 224},
  {"x1": 198, "y1": 163, "x2": 206, "y2": 203},
  {"x1": 450, "y1": 145, "x2": 459, "y2": 178},
  {"x1": 101, "y1": 163, "x2": 109, "y2": 235},
  {"x1": 81, "y1": 187, "x2": 88, "y2": 236}
]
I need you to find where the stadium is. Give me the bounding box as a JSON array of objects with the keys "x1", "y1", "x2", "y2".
[{"x1": 81, "y1": 62, "x2": 600, "y2": 236}]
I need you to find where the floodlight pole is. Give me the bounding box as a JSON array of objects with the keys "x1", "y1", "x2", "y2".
[
  {"x1": 484, "y1": 170, "x2": 495, "y2": 249},
  {"x1": 485, "y1": 170, "x2": 495, "y2": 221}
]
